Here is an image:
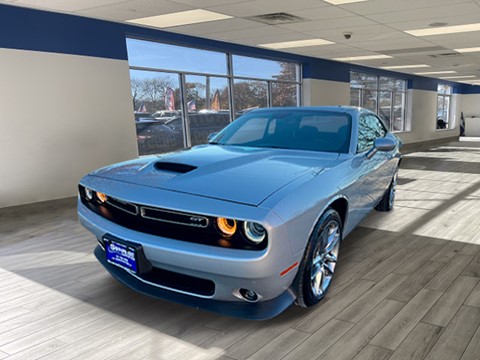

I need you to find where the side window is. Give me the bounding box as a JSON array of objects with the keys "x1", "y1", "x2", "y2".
[
  {"x1": 357, "y1": 114, "x2": 386, "y2": 152},
  {"x1": 368, "y1": 115, "x2": 387, "y2": 138}
]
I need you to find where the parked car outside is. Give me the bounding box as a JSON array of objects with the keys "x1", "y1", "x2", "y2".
[
  {"x1": 152, "y1": 110, "x2": 182, "y2": 123},
  {"x1": 78, "y1": 106, "x2": 401, "y2": 319},
  {"x1": 134, "y1": 112, "x2": 156, "y2": 122}
]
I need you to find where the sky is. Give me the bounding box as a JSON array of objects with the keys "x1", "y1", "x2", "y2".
[{"x1": 126, "y1": 38, "x2": 292, "y2": 80}]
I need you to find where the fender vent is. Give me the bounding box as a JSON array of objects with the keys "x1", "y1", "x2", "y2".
[{"x1": 154, "y1": 162, "x2": 197, "y2": 173}]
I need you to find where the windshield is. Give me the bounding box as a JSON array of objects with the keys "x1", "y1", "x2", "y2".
[{"x1": 211, "y1": 109, "x2": 352, "y2": 153}]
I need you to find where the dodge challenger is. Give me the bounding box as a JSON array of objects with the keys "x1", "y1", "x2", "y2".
[{"x1": 78, "y1": 106, "x2": 401, "y2": 319}]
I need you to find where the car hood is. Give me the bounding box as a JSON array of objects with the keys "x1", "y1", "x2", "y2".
[{"x1": 90, "y1": 145, "x2": 339, "y2": 206}]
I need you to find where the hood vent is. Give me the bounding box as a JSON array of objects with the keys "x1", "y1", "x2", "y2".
[
  {"x1": 154, "y1": 162, "x2": 197, "y2": 174},
  {"x1": 247, "y1": 12, "x2": 305, "y2": 25}
]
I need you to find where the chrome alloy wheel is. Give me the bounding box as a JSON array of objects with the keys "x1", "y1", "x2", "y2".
[
  {"x1": 389, "y1": 172, "x2": 398, "y2": 209},
  {"x1": 310, "y1": 220, "x2": 341, "y2": 298}
]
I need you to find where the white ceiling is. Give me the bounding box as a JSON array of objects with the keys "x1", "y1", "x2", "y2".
[{"x1": 4, "y1": 0, "x2": 480, "y2": 83}]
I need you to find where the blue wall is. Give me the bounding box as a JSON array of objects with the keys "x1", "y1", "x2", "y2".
[{"x1": 1, "y1": 3, "x2": 480, "y2": 94}]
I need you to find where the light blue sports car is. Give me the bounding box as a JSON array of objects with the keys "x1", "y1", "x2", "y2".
[{"x1": 78, "y1": 106, "x2": 401, "y2": 319}]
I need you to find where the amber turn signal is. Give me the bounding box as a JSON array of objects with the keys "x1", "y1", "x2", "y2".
[
  {"x1": 216, "y1": 217, "x2": 237, "y2": 237},
  {"x1": 96, "y1": 192, "x2": 108, "y2": 203}
]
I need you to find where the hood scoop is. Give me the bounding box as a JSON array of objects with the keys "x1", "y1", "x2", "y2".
[{"x1": 154, "y1": 162, "x2": 197, "y2": 174}]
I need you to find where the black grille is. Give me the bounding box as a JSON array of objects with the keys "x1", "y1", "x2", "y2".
[
  {"x1": 106, "y1": 197, "x2": 138, "y2": 215},
  {"x1": 141, "y1": 266, "x2": 215, "y2": 296},
  {"x1": 140, "y1": 206, "x2": 208, "y2": 228},
  {"x1": 79, "y1": 185, "x2": 266, "y2": 250}
]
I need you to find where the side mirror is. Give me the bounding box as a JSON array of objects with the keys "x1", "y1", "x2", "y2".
[
  {"x1": 207, "y1": 132, "x2": 218, "y2": 142},
  {"x1": 366, "y1": 137, "x2": 397, "y2": 159},
  {"x1": 374, "y1": 137, "x2": 397, "y2": 152}
]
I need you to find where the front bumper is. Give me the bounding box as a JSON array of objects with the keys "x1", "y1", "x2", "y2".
[
  {"x1": 78, "y1": 186, "x2": 301, "y2": 318},
  {"x1": 95, "y1": 245, "x2": 296, "y2": 320}
]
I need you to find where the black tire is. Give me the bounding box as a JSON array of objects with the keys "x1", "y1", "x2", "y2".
[
  {"x1": 296, "y1": 208, "x2": 342, "y2": 308},
  {"x1": 376, "y1": 171, "x2": 398, "y2": 212}
]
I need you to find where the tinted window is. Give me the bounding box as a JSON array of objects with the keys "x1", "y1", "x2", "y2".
[
  {"x1": 357, "y1": 114, "x2": 386, "y2": 152},
  {"x1": 212, "y1": 110, "x2": 351, "y2": 153}
]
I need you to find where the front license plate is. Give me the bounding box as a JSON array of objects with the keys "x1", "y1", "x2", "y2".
[{"x1": 105, "y1": 238, "x2": 138, "y2": 273}]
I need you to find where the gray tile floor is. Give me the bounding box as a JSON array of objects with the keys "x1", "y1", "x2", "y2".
[{"x1": 1, "y1": 140, "x2": 480, "y2": 360}]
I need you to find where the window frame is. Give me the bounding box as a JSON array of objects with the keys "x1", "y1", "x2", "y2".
[
  {"x1": 350, "y1": 71, "x2": 408, "y2": 134},
  {"x1": 126, "y1": 37, "x2": 302, "y2": 155},
  {"x1": 436, "y1": 84, "x2": 453, "y2": 131}
]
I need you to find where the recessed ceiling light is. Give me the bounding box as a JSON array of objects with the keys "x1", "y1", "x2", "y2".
[
  {"x1": 127, "y1": 9, "x2": 232, "y2": 28},
  {"x1": 259, "y1": 39, "x2": 335, "y2": 49},
  {"x1": 405, "y1": 23, "x2": 480, "y2": 36},
  {"x1": 333, "y1": 54, "x2": 392, "y2": 61},
  {"x1": 454, "y1": 47, "x2": 480, "y2": 53},
  {"x1": 415, "y1": 71, "x2": 457, "y2": 75},
  {"x1": 380, "y1": 64, "x2": 431, "y2": 69},
  {"x1": 439, "y1": 75, "x2": 476, "y2": 79},
  {"x1": 324, "y1": 0, "x2": 369, "y2": 4}
]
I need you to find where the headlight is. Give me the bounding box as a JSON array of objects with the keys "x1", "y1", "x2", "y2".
[
  {"x1": 96, "y1": 192, "x2": 107, "y2": 203},
  {"x1": 216, "y1": 217, "x2": 237, "y2": 237},
  {"x1": 243, "y1": 222, "x2": 266, "y2": 244},
  {"x1": 84, "y1": 187, "x2": 93, "y2": 201}
]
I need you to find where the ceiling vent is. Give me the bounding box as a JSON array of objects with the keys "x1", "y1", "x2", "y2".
[{"x1": 246, "y1": 12, "x2": 305, "y2": 25}]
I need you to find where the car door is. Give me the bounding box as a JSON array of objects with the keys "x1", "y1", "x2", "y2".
[
  {"x1": 349, "y1": 114, "x2": 389, "y2": 219},
  {"x1": 361, "y1": 114, "x2": 393, "y2": 204}
]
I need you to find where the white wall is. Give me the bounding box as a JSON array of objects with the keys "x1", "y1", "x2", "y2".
[
  {"x1": 397, "y1": 90, "x2": 460, "y2": 144},
  {"x1": 303, "y1": 79, "x2": 350, "y2": 106},
  {"x1": 462, "y1": 94, "x2": 480, "y2": 117},
  {"x1": 0, "y1": 48, "x2": 138, "y2": 208}
]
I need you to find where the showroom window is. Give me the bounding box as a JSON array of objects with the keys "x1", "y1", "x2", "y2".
[
  {"x1": 437, "y1": 84, "x2": 452, "y2": 130},
  {"x1": 126, "y1": 38, "x2": 301, "y2": 155},
  {"x1": 350, "y1": 71, "x2": 408, "y2": 133}
]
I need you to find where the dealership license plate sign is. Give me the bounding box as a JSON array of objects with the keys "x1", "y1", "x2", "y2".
[{"x1": 105, "y1": 239, "x2": 138, "y2": 273}]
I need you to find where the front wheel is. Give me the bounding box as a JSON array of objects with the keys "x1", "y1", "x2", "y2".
[{"x1": 295, "y1": 208, "x2": 342, "y2": 308}]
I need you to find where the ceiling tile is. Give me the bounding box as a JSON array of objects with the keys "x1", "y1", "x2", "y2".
[
  {"x1": 207, "y1": 0, "x2": 330, "y2": 18},
  {"x1": 417, "y1": 32, "x2": 480, "y2": 49},
  {"x1": 286, "y1": 5, "x2": 357, "y2": 20},
  {"x1": 343, "y1": 0, "x2": 473, "y2": 16},
  {"x1": 237, "y1": 33, "x2": 332, "y2": 46},
  {"x1": 301, "y1": 24, "x2": 403, "y2": 44},
  {"x1": 75, "y1": 0, "x2": 193, "y2": 20},
  {"x1": 389, "y1": 14, "x2": 480, "y2": 31},
  {"x1": 170, "y1": 0, "x2": 252, "y2": 6},
  {"x1": 206, "y1": 25, "x2": 293, "y2": 41},
  {"x1": 165, "y1": 17, "x2": 263, "y2": 35},
  {"x1": 365, "y1": 3, "x2": 480, "y2": 24},
  {"x1": 15, "y1": 0, "x2": 130, "y2": 12},
  {"x1": 351, "y1": 37, "x2": 435, "y2": 51},
  {"x1": 276, "y1": 15, "x2": 376, "y2": 32}
]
